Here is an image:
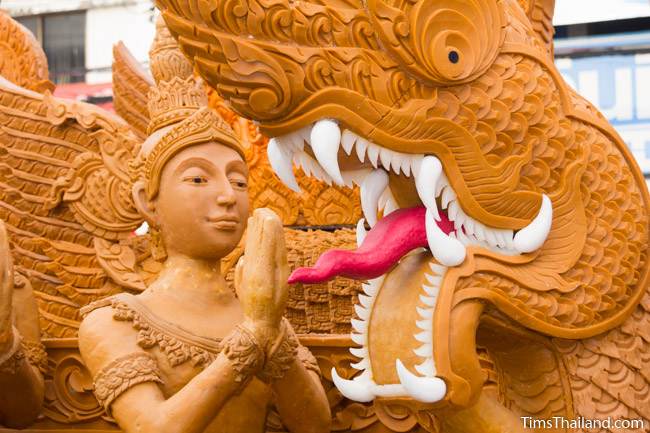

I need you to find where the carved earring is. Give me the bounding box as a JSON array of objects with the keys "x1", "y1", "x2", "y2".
[{"x1": 149, "y1": 225, "x2": 168, "y2": 262}]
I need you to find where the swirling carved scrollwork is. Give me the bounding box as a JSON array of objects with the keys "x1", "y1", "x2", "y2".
[
  {"x1": 367, "y1": 0, "x2": 507, "y2": 85},
  {"x1": 42, "y1": 349, "x2": 107, "y2": 424}
]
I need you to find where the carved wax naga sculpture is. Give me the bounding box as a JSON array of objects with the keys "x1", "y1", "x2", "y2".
[{"x1": 154, "y1": 0, "x2": 650, "y2": 431}]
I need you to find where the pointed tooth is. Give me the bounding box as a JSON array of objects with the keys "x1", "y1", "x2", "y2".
[
  {"x1": 356, "y1": 218, "x2": 368, "y2": 247},
  {"x1": 448, "y1": 200, "x2": 460, "y2": 221},
  {"x1": 464, "y1": 217, "x2": 475, "y2": 235},
  {"x1": 456, "y1": 229, "x2": 472, "y2": 246},
  {"x1": 420, "y1": 295, "x2": 436, "y2": 307},
  {"x1": 473, "y1": 222, "x2": 486, "y2": 241},
  {"x1": 378, "y1": 188, "x2": 390, "y2": 211},
  {"x1": 350, "y1": 347, "x2": 368, "y2": 358},
  {"x1": 358, "y1": 294, "x2": 372, "y2": 309},
  {"x1": 413, "y1": 344, "x2": 433, "y2": 358},
  {"x1": 383, "y1": 197, "x2": 398, "y2": 216},
  {"x1": 367, "y1": 143, "x2": 380, "y2": 168},
  {"x1": 513, "y1": 195, "x2": 553, "y2": 253},
  {"x1": 411, "y1": 157, "x2": 422, "y2": 178},
  {"x1": 351, "y1": 319, "x2": 367, "y2": 333},
  {"x1": 286, "y1": 131, "x2": 305, "y2": 152},
  {"x1": 341, "y1": 130, "x2": 357, "y2": 155},
  {"x1": 395, "y1": 359, "x2": 446, "y2": 403},
  {"x1": 351, "y1": 333, "x2": 365, "y2": 345},
  {"x1": 360, "y1": 169, "x2": 389, "y2": 227},
  {"x1": 425, "y1": 274, "x2": 442, "y2": 287},
  {"x1": 416, "y1": 319, "x2": 431, "y2": 330},
  {"x1": 415, "y1": 156, "x2": 442, "y2": 219},
  {"x1": 354, "y1": 304, "x2": 370, "y2": 320},
  {"x1": 415, "y1": 359, "x2": 435, "y2": 377},
  {"x1": 340, "y1": 171, "x2": 354, "y2": 188},
  {"x1": 350, "y1": 358, "x2": 370, "y2": 370},
  {"x1": 422, "y1": 284, "x2": 438, "y2": 297},
  {"x1": 435, "y1": 176, "x2": 447, "y2": 197},
  {"x1": 297, "y1": 152, "x2": 332, "y2": 184},
  {"x1": 362, "y1": 283, "x2": 378, "y2": 297},
  {"x1": 311, "y1": 119, "x2": 344, "y2": 185},
  {"x1": 494, "y1": 230, "x2": 507, "y2": 248},
  {"x1": 485, "y1": 228, "x2": 498, "y2": 246},
  {"x1": 294, "y1": 152, "x2": 309, "y2": 175},
  {"x1": 331, "y1": 368, "x2": 375, "y2": 402},
  {"x1": 414, "y1": 331, "x2": 432, "y2": 343},
  {"x1": 342, "y1": 168, "x2": 373, "y2": 188},
  {"x1": 391, "y1": 154, "x2": 403, "y2": 175},
  {"x1": 400, "y1": 156, "x2": 412, "y2": 177},
  {"x1": 425, "y1": 208, "x2": 466, "y2": 266},
  {"x1": 268, "y1": 138, "x2": 301, "y2": 192},
  {"x1": 379, "y1": 147, "x2": 394, "y2": 172},
  {"x1": 135, "y1": 221, "x2": 149, "y2": 236},
  {"x1": 505, "y1": 230, "x2": 515, "y2": 249},
  {"x1": 298, "y1": 124, "x2": 312, "y2": 144},
  {"x1": 441, "y1": 186, "x2": 456, "y2": 209},
  {"x1": 454, "y1": 209, "x2": 466, "y2": 232},
  {"x1": 429, "y1": 263, "x2": 446, "y2": 275},
  {"x1": 355, "y1": 138, "x2": 368, "y2": 163},
  {"x1": 416, "y1": 307, "x2": 433, "y2": 319}
]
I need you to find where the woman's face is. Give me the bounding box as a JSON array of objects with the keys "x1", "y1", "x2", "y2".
[{"x1": 154, "y1": 142, "x2": 249, "y2": 260}]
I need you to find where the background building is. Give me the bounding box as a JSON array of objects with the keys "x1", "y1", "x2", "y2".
[
  {"x1": 554, "y1": 0, "x2": 650, "y2": 188},
  {"x1": 1, "y1": 0, "x2": 649, "y2": 188},
  {"x1": 1, "y1": 0, "x2": 155, "y2": 84}
]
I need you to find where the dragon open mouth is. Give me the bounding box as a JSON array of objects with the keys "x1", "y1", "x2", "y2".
[{"x1": 267, "y1": 119, "x2": 553, "y2": 404}]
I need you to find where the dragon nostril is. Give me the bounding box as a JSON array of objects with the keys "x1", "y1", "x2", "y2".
[{"x1": 448, "y1": 51, "x2": 460, "y2": 64}]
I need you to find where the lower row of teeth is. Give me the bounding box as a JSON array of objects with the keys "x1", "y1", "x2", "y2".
[{"x1": 331, "y1": 262, "x2": 449, "y2": 403}]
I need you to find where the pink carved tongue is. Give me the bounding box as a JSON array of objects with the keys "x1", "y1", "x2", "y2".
[{"x1": 288, "y1": 206, "x2": 455, "y2": 284}]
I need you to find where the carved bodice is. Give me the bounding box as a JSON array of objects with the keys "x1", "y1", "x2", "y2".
[{"x1": 81, "y1": 293, "x2": 273, "y2": 433}]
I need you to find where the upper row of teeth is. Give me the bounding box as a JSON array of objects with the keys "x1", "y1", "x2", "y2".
[{"x1": 268, "y1": 119, "x2": 554, "y2": 267}]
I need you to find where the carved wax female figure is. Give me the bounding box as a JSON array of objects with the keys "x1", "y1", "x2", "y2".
[{"x1": 78, "y1": 103, "x2": 331, "y2": 433}]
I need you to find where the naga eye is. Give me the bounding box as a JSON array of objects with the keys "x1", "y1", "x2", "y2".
[{"x1": 448, "y1": 50, "x2": 460, "y2": 64}]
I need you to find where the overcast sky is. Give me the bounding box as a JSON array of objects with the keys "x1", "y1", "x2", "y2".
[{"x1": 554, "y1": 0, "x2": 650, "y2": 25}]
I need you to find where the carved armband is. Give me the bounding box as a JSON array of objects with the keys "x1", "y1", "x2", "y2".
[
  {"x1": 256, "y1": 319, "x2": 322, "y2": 383},
  {"x1": 0, "y1": 326, "x2": 25, "y2": 374},
  {"x1": 221, "y1": 324, "x2": 265, "y2": 386},
  {"x1": 297, "y1": 345, "x2": 321, "y2": 377},
  {"x1": 258, "y1": 319, "x2": 303, "y2": 383},
  {"x1": 23, "y1": 339, "x2": 48, "y2": 374},
  {"x1": 93, "y1": 352, "x2": 163, "y2": 414}
]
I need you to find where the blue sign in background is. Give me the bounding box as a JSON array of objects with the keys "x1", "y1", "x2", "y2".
[{"x1": 557, "y1": 53, "x2": 650, "y2": 175}]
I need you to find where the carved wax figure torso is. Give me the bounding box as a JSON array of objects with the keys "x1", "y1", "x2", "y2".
[{"x1": 78, "y1": 114, "x2": 326, "y2": 433}]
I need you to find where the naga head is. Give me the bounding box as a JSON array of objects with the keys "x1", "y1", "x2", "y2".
[{"x1": 156, "y1": 0, "x2": 649, "y2": 412}]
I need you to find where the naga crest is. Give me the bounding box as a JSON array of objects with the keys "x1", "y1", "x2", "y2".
[{"x1": 156, "y1": 0, "x2": 649, "y2": 418}]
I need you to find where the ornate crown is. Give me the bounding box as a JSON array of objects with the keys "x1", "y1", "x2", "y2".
[
  {"x1": 132, "y1": 16, "x2": 244, "y2": 199},
  {"x1": 146, "y1": 17, "x2": 207, "y2": 134},
  {"x1": 143, "y1": 107, "x2": 242, "y2": 199}
]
